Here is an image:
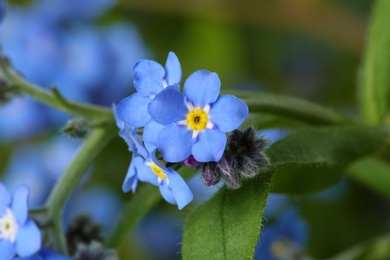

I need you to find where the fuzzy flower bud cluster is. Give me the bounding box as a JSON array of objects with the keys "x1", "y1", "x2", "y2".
[{"x1": 202, "y1": 127, "x2": 269, "y2": 189}]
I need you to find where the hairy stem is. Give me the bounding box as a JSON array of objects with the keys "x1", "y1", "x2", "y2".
[{"x1": 0, "y1": 57, "x2": 112, "y2": 120}]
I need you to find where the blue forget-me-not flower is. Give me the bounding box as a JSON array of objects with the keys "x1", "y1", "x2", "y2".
[
  {"x1": 148, "y1": 69, "x2": 248, "y2": 162},
  {"x1": 0, "y1": 184, "x2": 41, "y2": 259}
]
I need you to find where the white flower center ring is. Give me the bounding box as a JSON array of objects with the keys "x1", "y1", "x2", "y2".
[{"x1": 0, "y1": 208, "x2": 18, "y2": 243}]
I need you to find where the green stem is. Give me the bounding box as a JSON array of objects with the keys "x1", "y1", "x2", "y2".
[
  {"x1": 47, "y1": 126, "x2": 117, "y2": 253},
  {"x1": 226, "y1": 91, "x2": 353, "y2": 125},
  {"x1": 0, "y1": 57, "x2": 112, "y2": 120}
]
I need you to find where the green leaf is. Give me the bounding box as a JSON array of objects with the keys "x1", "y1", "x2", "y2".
[
  {"x1": 182, "y1": 174, "x2": 272, "y2": 260},
  {"x1": 224, "y1": 91, "x2": 353, "y2": 126},
  {"x1": 360, "y1": 0, "x2": 390, "y2": 124},
  {"x1": 268, "y1": 126, "x2": 389, "y2": 195},
  {"x1": 348, "y1": 157, "x2": 390, "y2": 197}
]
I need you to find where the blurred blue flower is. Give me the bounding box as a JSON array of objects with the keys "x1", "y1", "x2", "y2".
[
  {"x1": 149, "y1": 70, "x2": 248, "y2": 162},
  {"x1": 1, "y1": 8, "x2": 64, "y2": 88},
  {"x1": 255, "y1": 208, "x2": 308, "y2": 260},
  {"x1": 18, "y1": 248, "x2": 71, "y2": 260},
  {"x1": 54, "y1": 25, "x2": 106, "y2": 102},
  {"x1": 0, "y1": 184, "x2": 41, "y2": 259},
  {"x1": 1, "y1": 1, "x2": 148, "y2": 107},
  {"x1": 0, "y1": 0, "x2": 150, "y2": 146},
  {"x1": 100, "y1": 23, "x2": 150, "y2": 105},
  {"x1": 0, "y1": 97, "x2": 51, "y2": 143}
]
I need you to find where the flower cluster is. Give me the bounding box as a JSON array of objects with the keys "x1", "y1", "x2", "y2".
[
  {"x1": 0, "y1": 184, "x2": 41, "y2": 259},
  {"x1": 115, "y1": 52, "x2": 251, "y2": 209}
]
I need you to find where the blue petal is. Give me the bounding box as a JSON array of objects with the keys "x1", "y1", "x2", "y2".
[
  {"x1": 119, "y1": 125, "x2": 135, "y2": 151},
  {"x1": 112, "y1": 103, "x2": 123, "y2": 130},
  {"x1": 143, "y1": 120, "x2": 165, "y2": 148},
  {"x1": 0, "y1": 239, "x2": 15, "y2": 260},
  {"x1": 113, "y1": 103, "x2": 135, "y2": 150},
  {"x1": 144, "y1": 142, "x2": 157, "y2": 152},
  {"x1": 164, "y1": 52, "x2": 181, "y2": 86},
  {"x1": 122, "y1": 156, "x2": 138, "y2": 193},
  {"x1": 166, "y1": 169, "x2": 193, "y2": 210},
  {"x1": 159, "y1": 182, "x2": 176, "y2": 205},
  {"x1": 157, "y1": 124, "x2": 192, "y2": 162},
  {"x1": 15, "y1": 219, "x2": 41, "y2": 257},
  {"x1": 0, "y1": 183, "x2": 11, "y2": 216},
  {"x1": 129, "y1": 129, "x2": 148, "y2": 158},
  {"x1": 192, "y1": 129, "x2": 226, "y2": 162},
  {"x1": 11, "y1": 185, "x2": 29, "y2": 225},
  {"x1": 209, "y1": 95, "x2": 248, "y2": 132},
  {"x1": 133, "y1": 60, "x2": 165, "y2": 95},
  {"x1": 183, "y1": 70, "x2": 220, "y2": 107},
  {"x1": 117, "y1": 93, "x2": 151, "y2": 127},
  {"x1": 133, "y1": 157, "x2": 159, "y2": 186},
  {"x1": 148, "y1": 86, "x2": 187, "y2": 125}
]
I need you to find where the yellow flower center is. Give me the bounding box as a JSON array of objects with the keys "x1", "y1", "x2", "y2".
[
  {"x1": 186, "y1": 109, "x2": 209, "y2": 131},
  {"x1": 150, "y1": 162, "x2": 167, "y2": 180}
]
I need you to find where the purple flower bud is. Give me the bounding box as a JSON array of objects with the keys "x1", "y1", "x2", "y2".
[
  {"x1": 218, "y1": 152, "x2": 241, "y2": 189},
  {"x1": 183, "y1": 155, "x2": 202, "y2": 169},
  {"x1": 202, "y1": 162, "x2": 222, "y2": 186}
]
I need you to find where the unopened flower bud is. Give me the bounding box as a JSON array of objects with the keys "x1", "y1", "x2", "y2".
[
  {"x1": 202, "y1": 162, "x2": 222, "y2": 186},
  {"x1": 66, "y1": 214, "x2": 103, "y2": 255},
  {"x1": 62, "y1": 118, "x2": 90, "y2": 139},
  {"x1": 183, "y1": 155, "x2": 202, "y2": 169},
  {"x1": 218, "y1": 152, "x2": 241, "y2": 189}
]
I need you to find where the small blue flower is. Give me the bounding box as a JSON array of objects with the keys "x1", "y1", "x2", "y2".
[
  {"x1": 255, "y1": 208, "x2": 308, "y2": 260},
  {"x1": 116, "y1": 51, "x2": 181, "y2": 130},
  {"x1": 126, "y1": 148, "x2": 193, "y2": 210},
  {"x1": 148, "y1": 70, "x2": 248, "y2": 162},
  {"x1": 0, "y1": 184, "x2": 41, "y2": 259}
]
